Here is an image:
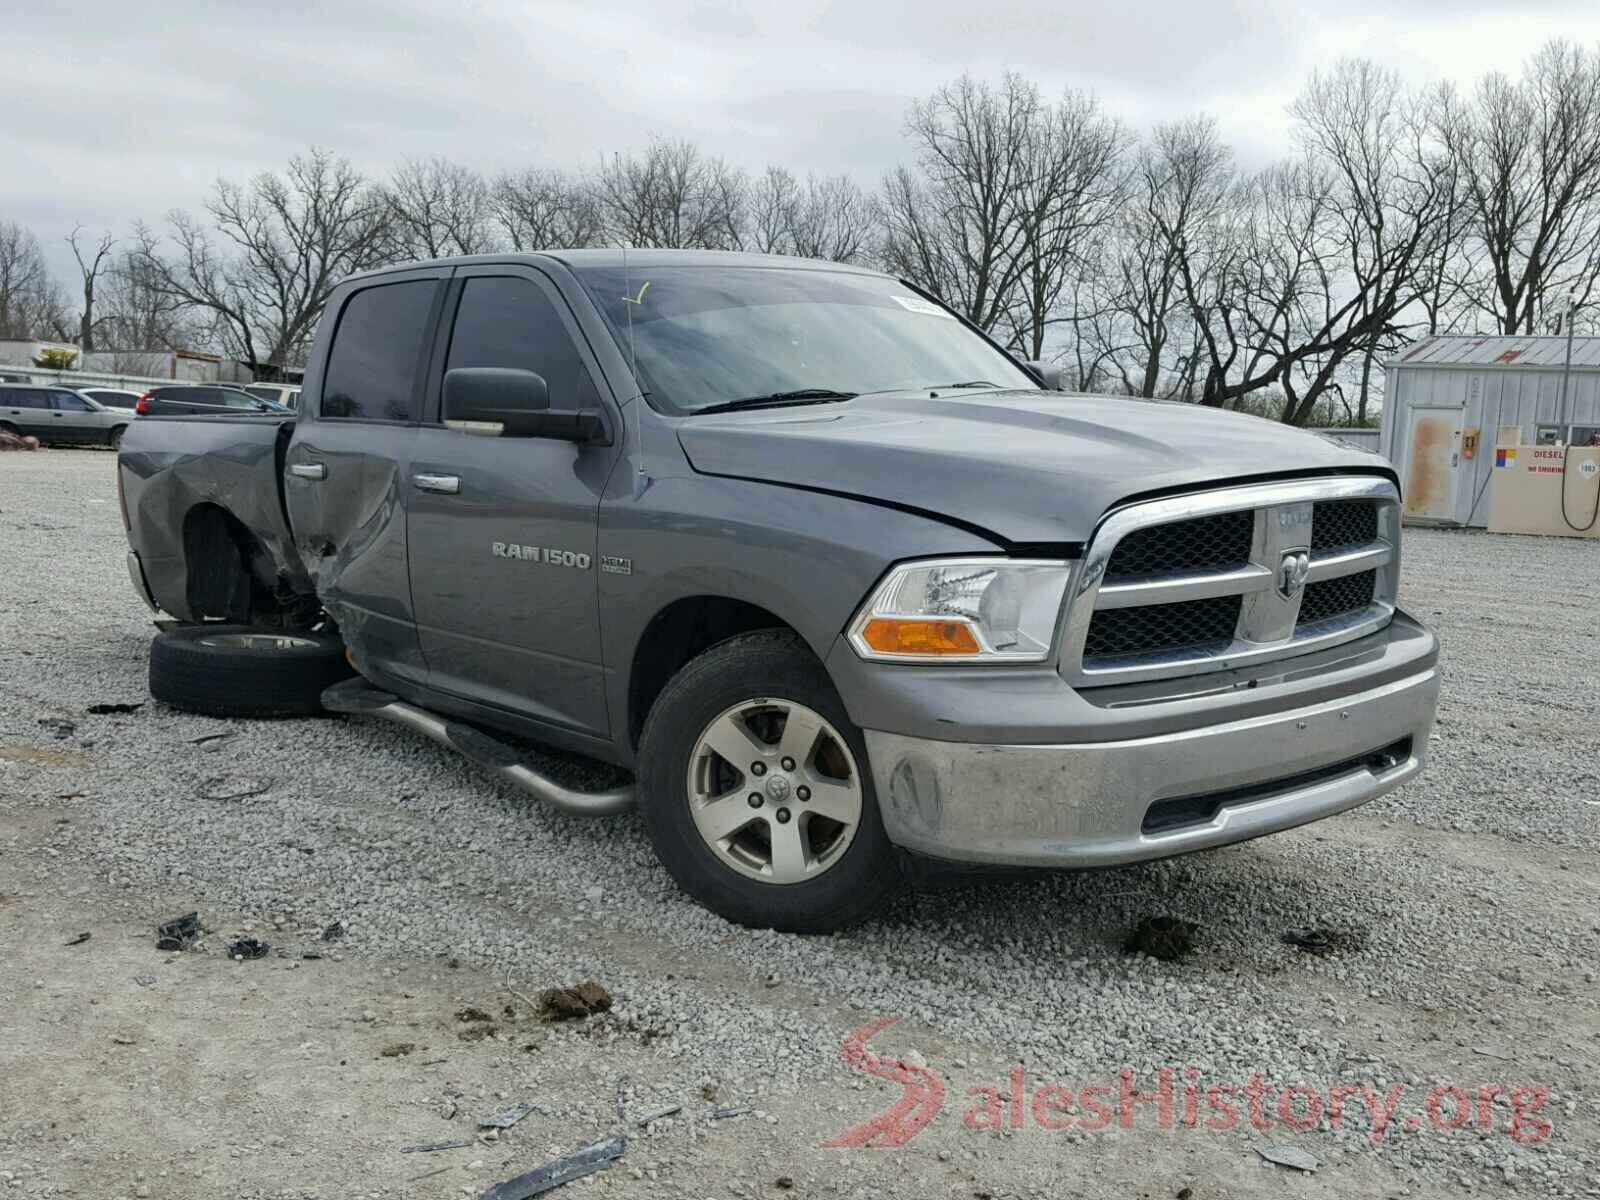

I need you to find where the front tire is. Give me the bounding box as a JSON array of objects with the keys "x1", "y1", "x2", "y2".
[
  {"x1": 108, "y1": 425, "x2": 127, "y2": 448},
  {"x1": 149, "y1": 625, "x2": 352, "y2": 718},
  {"x1": 637, "y1": 630, "x2": 899, "y2": 932}
]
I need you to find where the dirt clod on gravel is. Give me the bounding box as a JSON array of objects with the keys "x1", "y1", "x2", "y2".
[
  {"x1": 538, "y1": 980, "x2": 613, "y2": 1021},
  {"x1": 1125, "y1": 915, "x2": 1194, "y2": 960}
]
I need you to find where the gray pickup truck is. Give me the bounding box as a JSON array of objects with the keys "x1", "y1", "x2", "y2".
[{"x1": 118, "y1": 250, "x2": 1439, "y2": 931}]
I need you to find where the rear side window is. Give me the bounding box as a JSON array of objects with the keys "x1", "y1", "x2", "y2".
[
  {"x1": 322, "y1": 280, "x2": 437, "y2": 421},
  {"x1": 7, "y1": 391, "x2": 46, "y2": 409},
  {"x1": 444, "y1": 276, "x2": 586, "y2": 409}
]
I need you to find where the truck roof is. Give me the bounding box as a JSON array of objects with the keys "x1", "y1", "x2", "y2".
[{"x1": 341, "y1": 248, "x2": 886, "y2": 287}]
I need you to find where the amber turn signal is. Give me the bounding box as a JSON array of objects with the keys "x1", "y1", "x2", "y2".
[{"x1": 859, "y1": 617, "x2": 982, "y2": 656}]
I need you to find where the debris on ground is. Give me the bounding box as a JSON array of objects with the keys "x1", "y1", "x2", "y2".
[
  {"x1": 537, "y1": 980, "x2": 612, "y2": 1022},
  {"x1": 456, "y1": 1006, "x2": 494, "y2": 1023},
  {"x1": 64, "y1": 931, "x2": 90, "y2": 946},
  {"x1": 480, "y1": 1137, "x2": 626, "y2": 1200},
  {"x1": 632, "y1": 1103, "x2": 681, "y2": 1126},
  {"x1": 198, "y1": 775, "x2": 272, "y2": 801},
  {"x1": 775, "y1": 1178, "x2": 795, "y2": 1191},
  {"x1": 380, "y1": 1042, "x2": 416, "y2": 1057},
  {"x1": 0, "y1": 431, "x2": 44, "y2": 451},
  {"x1": 1281, "y1": 927, "x2": 1363, "y2": 956},
  {"x1": 479, "y1": 1103, "x2": 536, "y2": 1130},
  {"x1": 1125, "y1": 915, "x2": 1194, "y2": 961},
  {"x1": 227, "y1": 937, "x2": 270, "y2": 960},
  {"x1": 400, "y1": 1138, "x2": 475, "y2": 1154},
  {"x1": 321, "y1": 919, "x2": 346, "y2": 941},
  {"x1": 1176, "y1": 1188, "x2": 1193, "y2": 1200},
  {"x1": 133, "y1": 973, "x2": 156, "y2": 988},
  {"x1": 188, "y1": 731, "x2": 237, "y2": 747},
  {"x1": 155, "y1": 912, "x2": 201, "y2": 952},
  {"x1": 708, "y1": 1104, "x2": 751, "y2": 1120},
  {"x1": 86, "y1": 702, "x2": 143, "y2": 715},
  {"x1": 37, "y1": 717, "x2": 76, "y2": 740},
  {"x1": 110, "y1": 1034, "x2": 137, "y2": 1046},
  {"x1": 1257, "y1": 1144, "x2": 1318, "y2": 1173}
]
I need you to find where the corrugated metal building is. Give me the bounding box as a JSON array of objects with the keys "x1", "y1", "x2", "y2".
[{"x1": 1381, "y1": 334, "x2": 1600, "y2": 527}]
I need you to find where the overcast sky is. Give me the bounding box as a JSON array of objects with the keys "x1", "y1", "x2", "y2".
[{"x1": 7, "y1": 0, "x2": 1600, "y2": 288}]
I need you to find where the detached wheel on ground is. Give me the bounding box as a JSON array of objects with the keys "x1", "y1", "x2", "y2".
[
  {"x1": 149, "y1": 625, "x2": 353, "y2": 718},
  {"x1": 637, "y1": 629, "x2": 899, "y2": 933}
]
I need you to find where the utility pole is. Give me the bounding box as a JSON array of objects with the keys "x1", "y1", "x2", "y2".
[{"x1": 1556, "y1": 292, "x2": 1576, "y2": 439}]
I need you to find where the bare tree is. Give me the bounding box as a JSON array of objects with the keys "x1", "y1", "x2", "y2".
[
  {"x1": 132, "y1": 149, "x2": 389, "y2": 373},
  {"x1": 748, "y1": 167, "x2": 878, "y2": 262},
  {"x1": 882, "y1": 74, "x2": 1039, "y2": 333},
  {"x1": 1005, "y1": 89, "x2": 1127, "y2": 359},
  {"x1": 1103, "y1": 118, "x2": 1233, "y2": 397},
  {"x1": 0, "y1": 220, "x2": 70, "y2": 342},
  {"x1": 596, "y1": 138, "x2": 747, "y2": 249},
  {"x1": 67, "y1": 226, "x2": 115, "y2": 353},
  {"x1": 95, "y1": 240, "x2": 204, "y2": 356},
  {"x1": 1444, "y1": 40, "x2": 1600, "y2": 333},
  {"x1": 383, "y1": 157, "x2": 498, "y2": 261},
  {"x1": 491, "y1": 167, "x2": 603, "y2": 250}
]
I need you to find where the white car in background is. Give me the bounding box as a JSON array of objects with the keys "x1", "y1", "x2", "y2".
[
  {"x1": 244, "y1": 383, "x2": 300, "y2": 410},
  {"x1": 79, "y1": 388, "x2": 143, "y2": 414}
]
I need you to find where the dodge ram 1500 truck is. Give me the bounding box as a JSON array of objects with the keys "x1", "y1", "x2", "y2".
[{"x1": 117, "y1": 250, "x2": 1440, "y2": 932}]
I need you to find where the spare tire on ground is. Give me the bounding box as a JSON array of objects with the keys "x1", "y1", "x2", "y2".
[{"x1": 149, "y1": 625, "x2": 353, "y2": 718}]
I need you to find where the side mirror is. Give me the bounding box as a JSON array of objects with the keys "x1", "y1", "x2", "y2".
[
  {"x1": 442, "y1": 367, "x2": 604, "y2": 441},
  {"x1": 1020, "y1": 360, "x2": 1064, "y2": 391}
]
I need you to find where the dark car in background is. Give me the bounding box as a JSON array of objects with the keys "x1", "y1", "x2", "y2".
[
  {"x1": 134, "y1": 385, "x2": 288, "y2": 417},
  {"x1": 0, "y1": 384, "x2": 133, "y2": 446}
]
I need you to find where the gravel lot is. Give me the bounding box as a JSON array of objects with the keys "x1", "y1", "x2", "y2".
[{"x1": 2, "y1": 449, "x2": 1597, "y2": 1199}]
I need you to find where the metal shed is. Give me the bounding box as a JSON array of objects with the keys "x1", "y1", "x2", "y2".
[{"x1": 1381, "y1": 334, "x2": 1600, "y2": 527}]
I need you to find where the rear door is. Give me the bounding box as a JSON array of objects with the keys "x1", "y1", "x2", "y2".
[
  {"x1": 1, "y1": 388, "x2": 51, "y2": 437},
  {"x1": 284, "y1": 268, "x2": 448, "y2": 687},
  {"x1": 405, "y1": 265, "x2": 621, "y2": 735}
]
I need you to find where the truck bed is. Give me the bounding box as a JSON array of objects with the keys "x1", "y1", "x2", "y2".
[{"x1": 119, "y1": 414, "x2": 311, "y2": 621}]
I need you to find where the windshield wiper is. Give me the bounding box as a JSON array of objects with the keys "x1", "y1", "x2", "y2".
[
  {"x1": 928, "y1": 380, "x2": 1004, "y2": 390},
  {"x1": 692, "y1": 388, "x2": 858, "y2": 416}
]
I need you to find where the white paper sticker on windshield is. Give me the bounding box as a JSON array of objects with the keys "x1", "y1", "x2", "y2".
[{"x1": 891, "y1": 294, "x2": 956, "y2": 319}]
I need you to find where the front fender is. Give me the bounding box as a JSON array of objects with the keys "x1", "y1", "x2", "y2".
[{"x1": 597, "y1": 474, "x2": 1003, "y2": 748}]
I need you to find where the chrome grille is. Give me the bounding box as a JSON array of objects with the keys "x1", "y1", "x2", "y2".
[
  {"x1": 1061, "y1": 478, "x2": 1400, "y2": 686},
  {"x1": 1085, "y1": 594, "x2": 1242, "y2": 657},
  {"x1": 1310, "y1": 500, "x2": 1379, "y2": 552},
  {"x1": 1298, "y1": 569, "x2": 1377, "y2": 627},
  {"x1": 1105, "y1": 510, "x2": 1253, "y2": 578}
]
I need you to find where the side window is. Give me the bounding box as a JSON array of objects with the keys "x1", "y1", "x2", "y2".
[
  {"x1": 12, "y1": 392, "x2": 46, "y2": 410},
  {"x1": 220, "y1": 391, "x2": 256, "y2": 408},
  {"x1": 444, "y1": 276, "x2": 586, "y2": 410},
  {"x1": 51, "y1": 392, "x2": 90, "y2": 411},
  {"x1": 322, "y1": 280, "x2": 437, "y2": 421}
]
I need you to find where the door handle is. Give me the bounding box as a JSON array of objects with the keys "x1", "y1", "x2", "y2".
[
  {"x1": 412, "y1": 473, "x2": 461, "y2": 495},
  {"x1": 288, "y1": 462, "x2": 326, "y2": 481}
]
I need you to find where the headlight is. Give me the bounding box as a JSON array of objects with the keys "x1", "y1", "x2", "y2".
[{"x1": 847, "y1": 558, "x2": 1072, "y2": 663}]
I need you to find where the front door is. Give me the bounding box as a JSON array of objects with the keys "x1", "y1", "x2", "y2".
[
  {"x1": 1402, "y1": 407, "x2": 1461, "y2": 521},
  {"x1": 406, "y1": 266, "x2": 621, "y2": 736},
  {"x1": 47, "y1": 390, "x2": 101, "y2": 443}
]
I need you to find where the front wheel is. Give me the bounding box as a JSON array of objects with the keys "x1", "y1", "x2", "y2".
[
  {"x1": 108, "y1": 424, "x2": 127, "y2": 448},
  {"x1": 637, "y1": 630, "x2": 900, "y2": 932}
]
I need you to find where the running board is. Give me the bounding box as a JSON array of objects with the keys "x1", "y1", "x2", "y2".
[{"x1": 321, "y1": 677, "x2": 636, "y2": 817}]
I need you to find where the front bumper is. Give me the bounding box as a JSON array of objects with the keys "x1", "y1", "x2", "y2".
[{"x1": 863, "y1": 627, "x2": 1439, "y2": 869}]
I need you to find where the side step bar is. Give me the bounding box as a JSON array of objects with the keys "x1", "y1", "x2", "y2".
[{"x1": 321, "y1": 678, "x2": 636, "y2": 817}]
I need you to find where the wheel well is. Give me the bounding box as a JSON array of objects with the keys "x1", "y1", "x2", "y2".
[
  {"x1": 182, "y1": 503, "x2": 316, "y2": 627},
  {"x1": 628, "y1": 597, "x2": 796, "y2": 748}
]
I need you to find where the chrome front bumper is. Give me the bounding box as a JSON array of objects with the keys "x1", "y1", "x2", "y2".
[{"x1": 866, "y1": 665, "x2": 1439, "y2": 868}]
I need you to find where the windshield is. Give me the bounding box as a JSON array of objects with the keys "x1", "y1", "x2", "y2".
[{"x1": 573, "y1": 265, "x2": 1035, "y2": 415}]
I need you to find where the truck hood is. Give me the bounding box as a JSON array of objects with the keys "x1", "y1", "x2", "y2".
[{"x1": 676, "y1": 391, "x2": 1391, "y2": 546}]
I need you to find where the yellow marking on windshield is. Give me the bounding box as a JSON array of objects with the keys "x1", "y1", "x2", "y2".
[{"x1": 622, "y1": 280, "x2": 651, "y2": 305}]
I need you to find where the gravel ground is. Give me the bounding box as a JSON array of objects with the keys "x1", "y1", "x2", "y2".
[{"x1": 2, "y1": 450, "x2": 1597, "y2": 1199}]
